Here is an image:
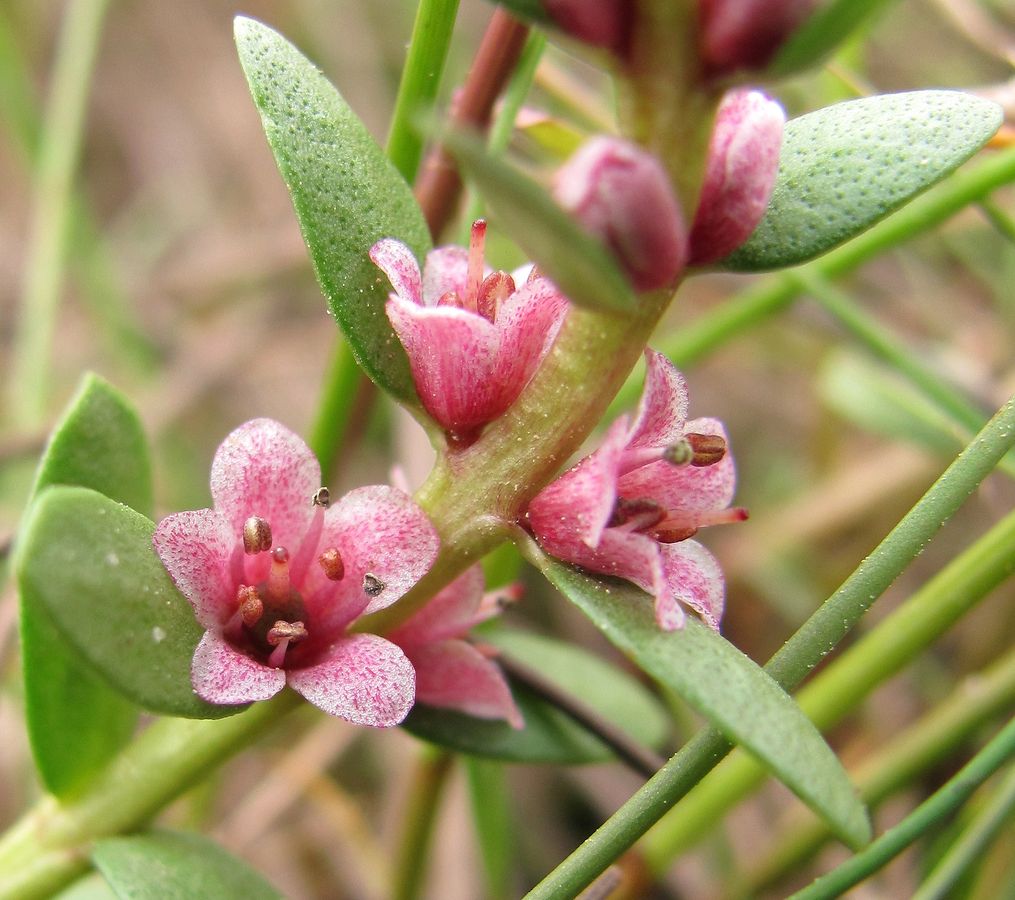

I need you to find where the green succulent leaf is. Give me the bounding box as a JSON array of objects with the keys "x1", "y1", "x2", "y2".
[
  {"x1": 234, "y1": 16, "x2": 430, "y2": 404},
  {"x1": 529, "y1": 548, "x2": 872, "y2": 849},
  {"x1": 92, "y1": 831, "x2": 281, "y2": 899},
  {"x1": 17, "y1": 486, "x2": 238, "y2": 720},
  {"x1": 403, "y1": 628, "x2": 670, "y2": 763},
  {"x1": 20, "y1": 374, "x2": 150, "y2": 797},
  {"x1": 721, "y1": 91, "x2": 1002, "y2": 272},
  {"x1": 441, "y1": 127, "x2": 637, "y2": 312}
]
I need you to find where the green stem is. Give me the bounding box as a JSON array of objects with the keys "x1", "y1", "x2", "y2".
[
  {"x1": 9, "y1": 0, "x2": 110, "y2": 427},
  {"x1": 307, "y1": 336, "x2": 368, "y2": 478},
  {"x1": 741, "y1": 648, "x2": 1015, "y2": 895},
  {"x1": 392, "y1": 747, "x2": 455, "y2": 900},
  {"x1": 523, "y1": 396, "x2": 1015, "y2": 899},
  {"x1": 385, "y1": 0, "x2": 461, "y2": 184},
  {"x1": 796, "y1": 268, "x2": 1015, "y2": 478},
  {"x1": 466, "y1": 758, "x2": 514, "y2": 900},
  {"x1": 0, "y1": 691, "x2": 301, "y2": 900},
  {"x1": 789, "y1": 718, "x2": 1015, "y2": 900}
]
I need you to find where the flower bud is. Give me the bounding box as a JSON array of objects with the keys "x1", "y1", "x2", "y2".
[
  {"x1": 543, "y1": 0, "x2": 633, "y2": 57},
  {"x1": 554, "y1": 136, "x2": 688, "y2": 292},
  {"x1": 689, "y1": 89, "x2": 785, "y2": 265},
  {"x1": 699, "y1": 0, "x2": 818, "y2": 77}
]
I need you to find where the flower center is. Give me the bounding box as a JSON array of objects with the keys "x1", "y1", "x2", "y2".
[{"x1": 451, "y1": 218, "x2": 515, "y2": 323}]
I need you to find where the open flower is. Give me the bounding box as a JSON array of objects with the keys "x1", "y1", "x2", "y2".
[
  {"x1": 389, "y1": 567, "x2": 524, "y2": 729},
  {"x1": 371, "y1": 221, "x2": 568, "y2": 444},
  {"x1": 153, "y1": 418, "x2": 440, "y2": 725},
  {"x1": 526, "y1": 350, "x2": 746, "y2": 631}
]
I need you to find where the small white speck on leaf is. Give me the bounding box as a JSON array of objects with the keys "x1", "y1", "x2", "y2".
[
  {"x1": 105, "y1": 552, "x2": 120, "y2": 566},
  {"x1": 152, "y1": 626, "x2": 166, "y2": 643}
]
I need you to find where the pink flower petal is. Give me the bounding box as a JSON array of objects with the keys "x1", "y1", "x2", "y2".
[
  {"x1": 191, "y1": 630, "x2": 286, "y2": 705},
  {"x1": 210, "y1": 419, "x2": 320, "y2": 550},
  {"x1": 153, "y1": 509, "x2": 235, "y2": 629},
  {"x1": 527, "y1": 416, "x2": 630, "y2": 551},
  {"x1": 492, "y1": 276, "x2": 568, "y2": 385},
  {"x1": 287, "y1": 633, "x2": 415, "y2": 726},
  {"x1": 408, "y1": 640, "x2": 523, "y2": 729},
  {"x1": 422, "y1": 246, "x2": 471, "y2": 306},
  {"x1": 370, "y1": 238, "x2": 422, "y2": 304},
  {"x1": 626, "y1": 349, "x2": 690, "y2": 449},
  {"x1": 389, "y1": 566, "x2": 487, "y2": 646},
  {"x1": 659, "y1": 540, "x2": 725, "y2": 630}
]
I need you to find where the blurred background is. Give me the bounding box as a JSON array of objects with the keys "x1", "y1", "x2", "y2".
[{"x1": 1, "y1": 0, "x2": 1013, "y2": 896}]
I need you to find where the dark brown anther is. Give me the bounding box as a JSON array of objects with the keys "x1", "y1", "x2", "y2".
[
  {"x1": 685, "y1": 433, "x2": 727, "y2": 467},
  {"x1": 266, "y1": 620, "x2": 308, "y2": 646},
  {"x1": 319, "y1": 548, "x2": 345, "y2": 581},
  {"x1": 236, "y1": 585, "x2": 264, "y2": 626},
  {"x1": 608, "y1": 497, "x2": 665, "y2": 529},
  {"x1": 363, "y1": 573, "x2": 386, "y2": 597},
  {"x1": 312, "y1": 487, "x2": 331, "y2": 508},
  {"x1": 476, "y1": 271, "x2": 516, "y2": 322},
  {"x1": 243, "y1": 516, "x2": 272, "y2": 555},
  {"x1": 653, "y1": 525, "x2": 699, "y2": 543}
]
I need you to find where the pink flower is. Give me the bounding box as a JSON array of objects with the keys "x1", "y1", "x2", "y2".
[
  {"x1": 699, "y1": 0, "x2": 818, "y2": 77},
  {"x1": 371, "y1": 221, "x2": 568, "y2": 444},
  {"x1": 543, "y1": 0, "x2": 634, "y2": 58},
  {"x1": 526, "y1": 350, "x2": 746, "y2": 631},
  {"x1": 689, "y1": 89, "x2": 785, "y2": 265},
  {"x1": 153, "y1": 418, "x2": 440, "y2": 726},
  {"x1": 553, "y1": 136, "x2": 688, "y2": 292},
  {"x1": 389, "y1": 567, "x2": 524, "y2": 729}
]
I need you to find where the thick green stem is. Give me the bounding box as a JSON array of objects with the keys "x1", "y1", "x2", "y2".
[
  {"x1": 0, "y1": 692, "x2": 301, "y2": 900},
  {"x1": 789, "y1": 718, "x2": 1015, "y2": 900}
]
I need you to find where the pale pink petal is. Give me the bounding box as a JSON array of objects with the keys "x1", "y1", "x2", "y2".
[
  {"x1": 422, "y1": 246, "x2": 470, "y2": 306},
  {"x1": 387, "y1": 298, "x2": 503, "y2": 434},
  {"x1": 191, "y1": 630, "x2": 286, "y2": 705},
  {"x1": 388, "y1": 566, "x2": 486, "y2": 646},
  {"x1": 210, "y1": 419, "x2": 320, "y2": 550},
  {"x1": 527, "y1": 417, "x2": 630, "y2": 550},
  {"x1": 658, "y1": 540, "x2": 725, "y2": 630},
  {"x1": 492, "y1": 276, "x2": 568, "y2": 388},
  {"x1": 370, "y1": 238, "x2": 422, "y2": 304},
  {"x1": 626, "y1": 349, "x2": 690, "y2": 448},
  {"x1": 153, "y1": 509, "x2": 235, "y2": 629},
  {"x1": 287, "y1": 634, "x2": 415, "y2": 726},
  {"x1": 622, "y1": 417, "x2": 736, "y2": 514},
  {"x1": 408, "y1": 640, "x2": 523, "y2": 729}
]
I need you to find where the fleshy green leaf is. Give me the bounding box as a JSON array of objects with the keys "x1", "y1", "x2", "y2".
[
  {"x1": 721, "y1": 92, "x2": 1002, "y2": 272},
  {"x1": 92, "y1": 831, "x2": 281, "y2": 899},
  {"x1": 403, "y1": 628, "x2": 670, "y2": 763},
  {"x1": 234, "y1": 16, "x2": 430, "y2": 404},
  {"x1": 767, "y1": 0, "x2": 898, "y2": 77},
  {"x1": 441, "y1": 128, "x2": 637, "y2": 312},
  {"x1": 16, "y1": 486, "x2": 237, "y2": 719},
  {"x1": 529, "y1": 548, "x2": 872, "y2": 849},
  {"x1": 21, "y1": 374, "x2": 149, "y2": 797}
]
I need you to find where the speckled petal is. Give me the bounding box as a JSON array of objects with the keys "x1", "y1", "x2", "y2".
[
  {"x1": 191, "y1": 630, "x2": 286, "y2": 705},
  {"x1": 421, "y1": 246, "x2": 471, "y2": 306},
  {"x1": 626, "y1": 349, "x2": 689, "y2": 449},
  {"x1": 528, "y1": 417, "x2": 629, "y2": 551},
  {"x1": 408, "y1": 640, "x2": 523, "y2": 729},
  {"x1": 659, "y1": 540, "x2": 725, "y2": 630},
  {"x1": 388, "y1": 566, "x2": 487, "y2": 646},
  {"x1": 491, "y1": 276, "x2": 569, "y2": 394},
  {"x1": 210, "y1": 418, "x2": 320, "y2": 550},
  {"x1": 370, "y1": 238, "x2": 422, "y2": 304},
  {"x1": 153, "y1": 509, "x2": 235, "y2": 630},
  {"x1": 287, "y1": 633, "x2": 415, "y2": 726}
]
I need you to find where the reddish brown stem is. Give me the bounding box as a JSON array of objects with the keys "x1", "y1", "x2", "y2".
[{"x1": 414, "y1": 8, "x2": 530, "y2": 239}]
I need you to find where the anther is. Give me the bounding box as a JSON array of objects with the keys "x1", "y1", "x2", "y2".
[
  {"x1": 608, "y1": 497, "x2": 665, "y2": 530},
  {"x1": 236, "y1": 585, "x2": 264, "y2": 626},
  {"x1": 653, "y1": 525, "x2": 699, "y2": 543},
  {"x1": 312, "y1": 487, "x2": 331, "y2": 508},
  {"x1": 243, "y1": 516, "x2": 272, "y2": 554},
  {"x1": 685, "y1": 433, "x2": 727, "y2": 467},
  {"x1": 363, "y1": 573, "x2": 386, "y2": 597},
  {"x1": 476, "y1": 271, "x2": 515, "y2": 322},
  {"x1": 266, "y1": 619, "x2": 308, "y2": 645},
  {"x1": 319, "y1": 548, "x2": 345, "y2": 581}
]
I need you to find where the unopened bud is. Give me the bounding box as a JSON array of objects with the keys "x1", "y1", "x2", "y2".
[
  {"x1": 319, "y1": 548, "x2": 345, "y2": 581},
  {"x1": 543, "y1": 0, "x2": 633, "y2": 57},
  {"x1": 242, "y1": 516, "x2": 272, "y2": 555},
  {"x1": 689, "y1": 89, "x2": 785, "y2": 265},
  {"x1": 685, "y1": 432, "x2": 727, "y2": 467},
  {"x1": 554, "y1": 136, "x2": 688, "y2": 291},
  {"x1": 363, "y1": 573, "x2": 386, "y2": 597},
  {"x1": 699, "y1": 0, "x2": 818, "y2": 78}
]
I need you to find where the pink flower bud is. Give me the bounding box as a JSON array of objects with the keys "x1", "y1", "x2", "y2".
[
  {"x1": 543, "y1": 0, "x2": 634, "y2": 57},
  {"x1": 554, "y1": 136, "x2": 688, "y2": 292},
  {"x1": 689, "y1": 89, "x2": 785, "y2": 265},
  {"x1": 699, "y1": 0, "x2": 818, "y2": 77}
]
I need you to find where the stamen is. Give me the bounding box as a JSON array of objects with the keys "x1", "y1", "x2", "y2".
[
  {"x1": 319, "y1": 547, "x2": 345, "y2": 581},
  {"x1": 684, "y1": 433, "x2": 727, "y2": 467},
  {"x1": 267, "y1": 546, "x2": 291, "y2": 600},
  {"x1": 243, "y1": 516, "x2": 272, "y2": 555},
  {"x1": 652, "y1": 506, "x2": 749, "y2": 541},
  {"x1": 236, "y1": 585, "x2": 264, "y2": 626},
  {"x1": 662, "y1": 440, "x2": 694, "y2": 466},
  {"x1": 363, "y1": 573, "x2": 386, "y2": 597},
  {"x1": 466, "y1": 219, "x2": 487, "y2": 311},
  {"x1": 312, "y1": 487, "x2": 331, "y2": 508},
  {"x1": 266, "y1": 619, "x2": 307, "y2": 668},
  {"x1": 476, "y1": 271, "x2": 515, "y2": 322}
]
